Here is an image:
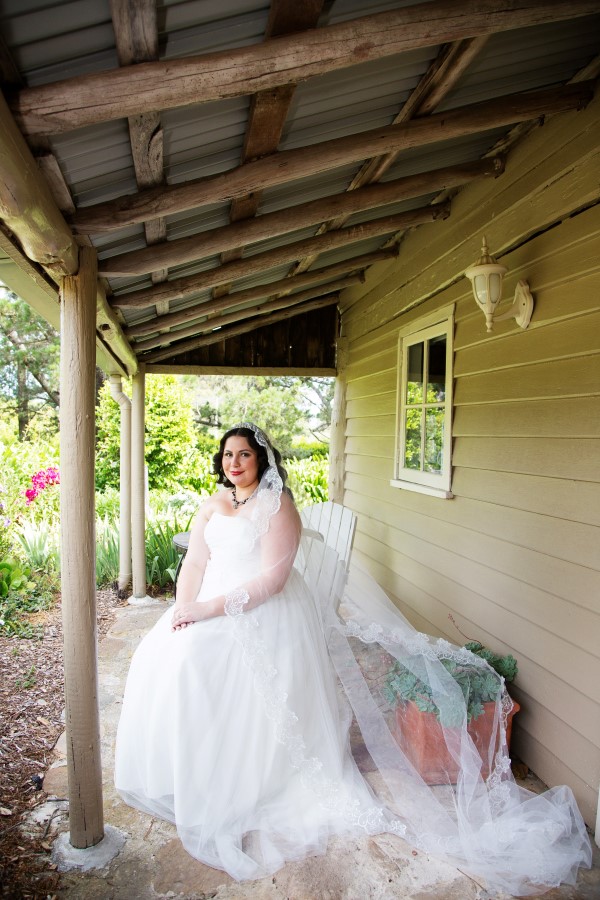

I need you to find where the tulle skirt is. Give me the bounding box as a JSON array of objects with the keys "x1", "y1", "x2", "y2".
[{"x1": 115, "y1": 567, "x2": 382, "y2": 881}]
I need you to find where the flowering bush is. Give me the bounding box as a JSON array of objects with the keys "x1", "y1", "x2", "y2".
[{"x1": 24, "y1": 466, "x2": 60, "y2": 506}]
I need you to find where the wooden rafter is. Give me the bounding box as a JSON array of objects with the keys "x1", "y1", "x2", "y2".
[
  {"x1": 110, "y1": 0, "x2": 167, "y2": 288},
  {"x1": 290, "y1": 34, "x2": 491, "y2": 275},
  {"x1": 12, "y1": 1, "x2": 599, "y2": 138},
  {"x1": 140, "y1": 294, "x2": 341, "y2": 364},
  {"x1": 132, "y1": 275, "x2": 362, "y2": 354},
  {"x1": 71, "y1": 84, "x2": 589, "y2": 235},
  {"x1": 99, "y1": 158, "x2": 496, "y2": 277},
  {"x1": 109, "y1": 205, "x2": 448, "y2": 311},
  {"x1": 124, "y1": 250, "x2": 397, "y2": 338}
]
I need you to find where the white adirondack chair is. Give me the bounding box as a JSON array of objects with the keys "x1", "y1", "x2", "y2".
[{"x1": 297, "y1": 501, "x2": 357, "y2": 621}]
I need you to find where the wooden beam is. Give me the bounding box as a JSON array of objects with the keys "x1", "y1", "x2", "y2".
[
  {"x1": 99, "y1": 158, "x2": 499, "y2": 276},
  {"x1": 131, "y1": 275, "x2": 363, "y2": 352},
  {"x1": 96, "y1": 281, "x2": 138, "y2": 375},
  {"x1": 0, "y1": 90, "x2": 78, "y2": 277},
  {"x1": 72, "y1": 83, "x2": 590, "y2": 234},
  {"x1": 124, "y1": 249, "x2": 397, "y2": 337},
  {"x1": 12, "y1": 1, "x2": 599, "y2": 137},
  {"x1": 147, "y1": 364, "x2": 337, "y2": 376},
  {"x1": 110, "y1": 0, "x2": 167, "y2": 282},
  {"x1": 228, "y1": 0, "x2": 324, "y2": 222},
  {"x1": 289, "y1": 35, "x2": 491, "y2": 275},
  {"x1": 139, "y1": 294, "x2": 340, "y2": 363},
  {"x1": 110, "y1": 204, "x2": 448, "y2": 310}
]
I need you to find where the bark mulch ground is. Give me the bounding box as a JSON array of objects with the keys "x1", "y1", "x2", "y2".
[{"x1": 0, "y1": 588, "x2": 126, "y2": 899}]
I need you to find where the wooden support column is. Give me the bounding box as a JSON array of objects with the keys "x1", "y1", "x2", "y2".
[
  {"x1": 108, "y1": 376, "x2": 132, "y2": 593},
  {"x1": 328, "y1": 336, "x2": 349, "y2": 504},
  {"x1": 131, "y1": 367, "x2": 148, "y2": 601},
  {"x1": 59, "y1": 245, "x2": 104, "y2": 848}
]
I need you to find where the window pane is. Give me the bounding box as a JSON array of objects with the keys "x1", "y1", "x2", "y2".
[
  {"x1": 427, "y1": 336, "x2": 446, "y2": 401},
  {"x1": 424, "y1": 408, "x2": 444, "y2": 474},
  {"x1": 406, "y1": 342, "x2": 424, "y2": 404},
  {"x1": 404, "y1": 408, "x2": 422, "y2": 469}
]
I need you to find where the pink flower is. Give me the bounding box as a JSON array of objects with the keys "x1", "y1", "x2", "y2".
[
  {"x1": 24, "y1": 468, "x2": 60, "y2": 504},
  {"x1": 25, "y1": 488, "x2": 39, "y2": 505}
]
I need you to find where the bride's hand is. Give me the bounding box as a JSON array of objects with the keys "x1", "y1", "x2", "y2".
[{"x1": 171, "y1": 601, "x2": 206, "y2": 630}]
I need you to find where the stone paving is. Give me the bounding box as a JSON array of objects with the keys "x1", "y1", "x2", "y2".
[{"x1": 39, "y1": 601, "x2": 599, "y2": 899}]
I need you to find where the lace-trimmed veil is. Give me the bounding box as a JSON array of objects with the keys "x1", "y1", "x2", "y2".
[{"x1": 222, "y1": 423, "x2": 591, "y2": 896}]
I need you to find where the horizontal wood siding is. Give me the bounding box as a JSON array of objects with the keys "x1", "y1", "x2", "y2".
[{"x1": 339, "y1": 93, "x2": 600, "y2": 826}]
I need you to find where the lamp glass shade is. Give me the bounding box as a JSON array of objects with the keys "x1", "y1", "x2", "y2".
[{"x1": 474, "y1": 271, "x2": 503, "y2": 306}]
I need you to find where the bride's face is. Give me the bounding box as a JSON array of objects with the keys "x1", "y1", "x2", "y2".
[{"x1": 222, "y1": 436, "x2": 260, "y2": 490}]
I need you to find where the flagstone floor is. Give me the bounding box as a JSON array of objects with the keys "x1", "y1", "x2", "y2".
[{"x1": 37, "y1": 601, "x2": 600, "y2": 900}]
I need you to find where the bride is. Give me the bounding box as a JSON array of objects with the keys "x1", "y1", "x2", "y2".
[{"x1": 115, "y1": 423, "x2": 592, "y2": 894}]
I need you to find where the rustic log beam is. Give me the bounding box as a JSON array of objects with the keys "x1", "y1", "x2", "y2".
[
  {"x1": 0, "y1": 90, "x2": 78, "y2": 277},
  {"x1": 225, "y1": 0, "x2": 325, "y2": 228},
  {"x1": 290, "y1": 35, "x2": 491, "y2": 275},
  {"x1": 110, "y1": 0, "x2": 168, "y2": 282},
  {"x1": 131, "y1": 275, "x2": 363, "y2": 352},
  {"x1": 72, "y1": 83, "x2": 589, "y2": 234},
  {"x1": 99, "y1": 158, "x2": 499, "y2": 276},
  {"x1": 96, "y1": 281, "x2": 139, "y2": 375},
  {"x1": 110, "y1": 204, "x2": 447, "y2": 310},
  {"x1": 12, "y1": 1, "x2": 599, "y2": 138},
  {"x1": 139, "y1": 294, "x2": 340, "y2": 363},
  {"x1": 124, "y1": 249, "x2": 396, "y2": 337}
]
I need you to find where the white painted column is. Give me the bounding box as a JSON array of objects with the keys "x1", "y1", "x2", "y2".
[
  {"x1": 130, "y1": 367, "x2": 149, "y2": 602},
  {"x1": 328, "y1": 336, "x2": 348, "y2": 504},
  {"x1": 59, "y1": 246, "x2": 104, "y2": 848},
  {"x1": 108, "y1": 376, "x2": 132, "y2": 593}
]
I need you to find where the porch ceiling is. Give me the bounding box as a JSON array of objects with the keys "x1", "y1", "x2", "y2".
[{"x1": 0, "y1": 0, "x2": 598, "y2": 374}]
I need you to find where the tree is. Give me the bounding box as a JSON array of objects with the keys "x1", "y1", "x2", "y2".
[
  {"x1": 183, "y1": 374, "x2": 336, "y2": 450},
  {"x1": 95, "y1": 375, "x2": 197, "y2": 491},
  {"x1": 186, "y1": 375, "x2": 308, "y2": 454},
  {"x1": 0, "y1": 288, "x2": 60, "y2": 438}
]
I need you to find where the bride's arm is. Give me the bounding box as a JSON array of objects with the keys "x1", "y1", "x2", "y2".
[
  {"x1": 172, "y1": 493, "x2": 301, "y2": 626},
  {"x1": 170, "y1": 500, "x2": 212, "y2": 621}
]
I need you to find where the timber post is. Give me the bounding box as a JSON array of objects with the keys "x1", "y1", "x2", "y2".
[
  {"x1": 59, "y1": 245, "x2": 104, "y2": 848},
  {"x1": 329, "y1": 336, "x2": 348, "y2": 504},
  {"x1": 108, "y1": 376, "x2": 132, "y2": 593},
  {"x1": 131, "y1": 367, "x2": 148, "y2": 600}
]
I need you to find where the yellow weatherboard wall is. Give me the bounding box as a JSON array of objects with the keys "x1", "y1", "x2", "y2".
[{"x1": 338, "y1": 90, "x2": 600, "y2": 826}]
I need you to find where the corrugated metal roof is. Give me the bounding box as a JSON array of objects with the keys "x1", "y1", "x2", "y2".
[{"x1": 0, "y1": 0, "x2": 598, "y2": 369}]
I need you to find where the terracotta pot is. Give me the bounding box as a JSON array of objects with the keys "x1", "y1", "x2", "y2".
[{"x1": 395, "y1": 698, "x2": 520, "y2": 785}]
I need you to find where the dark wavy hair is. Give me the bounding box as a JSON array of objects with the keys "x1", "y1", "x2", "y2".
[{"x1": 213, "y1": 426, "x2": 292, "y2": 496}]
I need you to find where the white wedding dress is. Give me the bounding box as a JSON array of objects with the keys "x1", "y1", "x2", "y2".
[
  {"x1": 115, "y1": 428, "x2": 592, "y2": 895},
  {"x1": 115, "y1": 513, "x2": 383, "y2": 881}
]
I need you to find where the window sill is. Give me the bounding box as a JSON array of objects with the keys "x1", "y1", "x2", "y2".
[{"x1": 390, "y1": 479, "x2": 454, "y2": 499}]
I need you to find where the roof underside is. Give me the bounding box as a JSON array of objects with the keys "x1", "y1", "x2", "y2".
[{"x1": 0, "y1": 0, "x2": 598, "y2": 373}]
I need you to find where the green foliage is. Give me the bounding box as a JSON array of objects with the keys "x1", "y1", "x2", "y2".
[
  {"x1": 95, "y1": 486, "x2": 122, "y2": 521},
  {"x1": 0, "y1": 559, "x2": 53, "y2": 638},
  {"x1": 96, "y1": 518, "x2": 120, "y2": 587},
  {"x1": 95, "y1": 376, "x2": 197, "y2": 491},
  {"x1": 16, "y1": 522, "x2": 60, "y2": 576},
  {"x1": 0, "y1": 558, "x2": 35, "y2": 598},
  {"x1": 287, "y1": 440, "x2": 329, "y2": 460},
  {"x1": 285, "y1": 456, "x2": 329, "y2": 508},
  {"x1": 145, "y1": 514, "x2": 194, "y2": 588},
  {"x1": 0, "y1": 289, "x2": 60, "y2": 437},
  {"x1": 384, "y1": 645, "x2": 518, "y2": 727},
  {"x1": 464, "y1": 641, "x2": 518, "y2": 683},
  {"x1": 15, "y1": 665, "x2": 37, "y2": 690}
]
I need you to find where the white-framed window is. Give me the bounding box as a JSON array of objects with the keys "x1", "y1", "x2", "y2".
[{"x1": 391, "y1": 307, "x2": 454, "y2": 499}]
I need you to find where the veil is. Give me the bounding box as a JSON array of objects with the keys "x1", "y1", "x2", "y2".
[{"x1": 221, "y1": 423, "x2": 592, "y2": 896}]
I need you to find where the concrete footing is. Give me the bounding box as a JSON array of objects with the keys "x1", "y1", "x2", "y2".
[{"x1": 52, "y1": 825, "x2": 127, "y2": 872}]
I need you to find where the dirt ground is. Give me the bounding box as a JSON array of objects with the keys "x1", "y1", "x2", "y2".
[{"x1": 0, "y1": 588, "x2": 125, "y2": 899}]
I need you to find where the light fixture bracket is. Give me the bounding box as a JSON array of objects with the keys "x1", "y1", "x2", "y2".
[{"x1": 493, "y1": 280, "x2": 534, "y2": 329}]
